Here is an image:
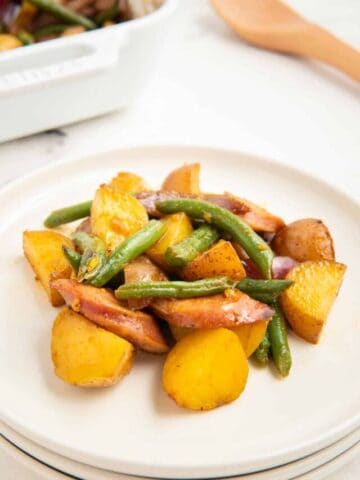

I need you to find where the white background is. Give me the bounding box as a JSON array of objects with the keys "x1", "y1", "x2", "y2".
[{"x1": 0, "y1": 0, "x2": 359, "y2": 478}]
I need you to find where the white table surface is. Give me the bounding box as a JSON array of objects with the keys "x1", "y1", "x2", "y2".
[{"x1": 0, "y1": 0, "x2": 359, "y2": 478}]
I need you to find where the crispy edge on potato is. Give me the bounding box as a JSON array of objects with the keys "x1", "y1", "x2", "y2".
[
  {"x1": 272, "y1": 218, "x2": 335, "y2": 262},
  {"x1": 180, "y1": 239, "x2": 246, "y2": 281},
  {"x1": 124, "y1": 255, "x2": 168, "y2": 310},
  {"x1": 91, "y1": 186, "x2": 148, "y2": 250},
  {"x1": 51, "y1": 308, "x2": 134, "y2": 387},
  {"x1": 163, "y1": 328, "x2": 249, "y2": 410},
  {"x1": 147, "y1": 213, "x2": 193, "y2": 270},
  {"x1": 23, "y1": 230, "x2": 74, "y2": 306},
  {"x1": 162, "y1": 164, "x2": 201, "y2": 195},
  {"x1": 52, "y1": 279, "x2": 169, "y2": 353},
  {"x1": 152, "y1": 289, "x2": 274, "y2": 329},
  {"x1": 280, "y1": 261, "x2": 346, "y2": 343},
  {"x1": 108, "y1": 172, "x2": 149, "y2": 194}
]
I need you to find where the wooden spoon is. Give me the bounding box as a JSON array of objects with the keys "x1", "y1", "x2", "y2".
[{"x1": 210, "y1": 0, "x2": 360, "y2": 83}]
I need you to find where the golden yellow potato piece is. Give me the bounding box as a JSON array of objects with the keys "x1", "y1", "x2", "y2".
[
  {"x1": 170, "y1": 322, "x2": 267, "y2": 358},
  {"x1": 23, "y1": 230, "x2": 73, "y2": 306},
  {"x1": 0, "y1": 34, "x2": 22, "y2": 52},
  {"x1": 181, "y1": 239, "x2": 246, "y2": 281},
  {"x1": 163, "y1": 328, "x2": 249, "y2": 410},
  {"x1": 281, "y1": 261, "x2": 346, "y2": 343},
  {"x1": 233, "y1": 321, "x2": 268, "y2": 357},
  {"x1": 91, "y1": 186, "x2": 148, "y2": 250},
  {"x1": 162, "y1": 163, "x2": 200, "y2": 194},
  {"x1": 51, "y1": 308, "x2": 134, "y2": 387},
  {"x1": 147, "y1": 213, "x2": 193, "y2": 270},
  {"x1": 108, "y1": 172, "x2": 149, "y2": 194},
  {"x1": 272, "y1": 218, "x2": 335, "y2": 262}
]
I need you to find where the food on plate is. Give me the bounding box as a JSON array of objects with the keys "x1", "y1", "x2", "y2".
[
  {"x1": 0, "y1": 0, "x2": 164, "y2": 51},
  {"x1": 91, "y1": 187, "x2": 148, "y2": 250},
  {"x1": 52, "y1": 279, "x2": 169, "y2": 353},
  {"x1": 180, "y1": 239, "x2": 246, "y2": 281},
  {"x1": 280, "y1": 261, "x2": 346, "y2": 343},
  {"x1": 146, "y1": 213, "x2": 193, "y2": 270},
  {"x1": 271, "y1": 218, "x2": 335, "y2": 262},
  {"x1": 23, "y1": 230, "x2": 74, "y2": 306},
  {"x1": 22, "y1": 164, "x2": 346, "y2": 410},
  {"x1": 163, "y1": 328, "x2": 249, "y2": 410},
  {"x1": 52, "y1": 308, "x2": 134, "y2": 387},
  {"x1": 162, "y1": 163, "x2": 201, "y2": 194},
  {"x1": 164, "y1": 224, "x2": 219, "y2": 268},
  {"x1": 156, "y1": 198, "x2": 274, "y2": 279}
]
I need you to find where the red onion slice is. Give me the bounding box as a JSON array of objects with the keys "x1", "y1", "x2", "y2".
[{"x1": 272, "y1": 256, "x2": 298, "y2": 279}]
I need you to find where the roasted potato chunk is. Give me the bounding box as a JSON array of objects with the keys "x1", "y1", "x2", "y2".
[
  {"x1": 52, "y1": 308, "x2": 134, "y2": 387},
  {"x1": 181, "y1": 239, "x2": 246, "y2": 281},
  {"x1": 163, "y1": 328, "x2": 249, "y2": 410},
  {"x1": 91, "y1": 186, "x2": 148, "y2": 250},
  {"x1": 108, "y1": 172, "x2": 149, "y2": 194},
  {"x1": 233, "y1": 322, "x2": 268, "y2": 357},
  {"x1": 281, "y1": 261, "x2": 346, "y2": 343},
  {"x1": 147, "y1": 213, "x2": 193, "y2": 270},
  {"x1": 162, "y1": 164, "x2": 200, "y2": 194},
  {"x1": 272, "y1": 218, "x2": 335, "y2": 262},
  {"x1": 23, "y1": 230, "x2": 74, "y2": 306}
]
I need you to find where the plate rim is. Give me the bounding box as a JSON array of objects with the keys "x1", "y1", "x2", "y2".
[{"x1": 0, "y1": 144, "x2": 359, "y2": 478}]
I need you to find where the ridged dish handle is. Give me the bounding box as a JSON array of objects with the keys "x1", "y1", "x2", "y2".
[{"x1": 0, "y1": 32, "x2": 125, "y2": 96}]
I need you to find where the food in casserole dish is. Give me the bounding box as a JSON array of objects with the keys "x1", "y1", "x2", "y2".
[{"x1": 0, "y1": 0, "x2": 163, "y2": 51}]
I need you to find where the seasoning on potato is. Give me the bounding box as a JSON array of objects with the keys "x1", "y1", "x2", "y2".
[{"x1": 162, "y1": 329, "x2": 249, "y2": 410}]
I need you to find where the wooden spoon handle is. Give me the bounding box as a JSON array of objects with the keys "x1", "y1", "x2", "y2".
[{"x1": 298, "y1": 25, "x2": 360, "y2": 83}]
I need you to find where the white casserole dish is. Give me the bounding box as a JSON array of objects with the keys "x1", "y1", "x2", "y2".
[{"x1": 0, "y1": 0, "x2": 177, "y2": 143}]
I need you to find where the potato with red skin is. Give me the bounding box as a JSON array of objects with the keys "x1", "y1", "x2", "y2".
[
  {"x1": 272, "y1": 218, "x2": 335, "y2": 262},
  {"x1": 52, "y1": 279, "x2": 169, "y2": 353},
  {"x1": 163, "y1": 328, "x2": 249, "y2": 410}
]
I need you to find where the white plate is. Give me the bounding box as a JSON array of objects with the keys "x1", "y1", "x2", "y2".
[
  {"x1": 0, "y1": 146, "x2": 359, "y2": 479},
  {"x1": 1, "y1": 436, "x2": 359, "y2": 480},
  {"x1": 1, "y1": 421, "x2": 360, "y2": 480}
]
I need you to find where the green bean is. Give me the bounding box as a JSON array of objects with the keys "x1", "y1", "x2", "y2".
[
  {"x1": 28, "y1": 0, "x2": 96, "y2": 29},
  {"x1": 44, "y1": 200, "x2": 92, "y2": 228},
  {"x1": 90, "y1": 220, "x2": 166, "y2": 287},
  {"x1": 115, "y1": 277, "x2": 291, "y2": 299},
  {"x1": 268, "y1": 302, "x2": 292, "y2": 377},
  {"x1": 95, "y1": 2, "x2": 118, "y2": 25},
  {"x1": 236, "y1": 278, "x2": 291, "y2": 299},
  {"x1": 164, "y1": 225, "x2": 219, "y2": 268},
  {"x1": 157, "y1": 199, "x2": 274, "y2": 278},
  {"x1": 17, "y1": 31, "x2": 35, "y2": 45},
  {"x1": 116, "y1": 277, "x2": 233, "y2": 299},
  {"x1": 62, "y1": 246, "x2": 81, "y2": 273},
  {"x1": 72, "y1": 232, "x2": 107, "y2": 282},
  {"x1": 72, "y1": 232, "x2": 103, "y2": 253},
  {"x1": 253, "y1": 330, "x2": 271, "y2": 365},
  {"x1": 34, "y1": 24, "x2": 70, "y2": 38}
]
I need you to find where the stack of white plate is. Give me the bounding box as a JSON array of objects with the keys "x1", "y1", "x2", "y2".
[{"x1": 1, "y1": 146, "x2": 359, "y2": 480}]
